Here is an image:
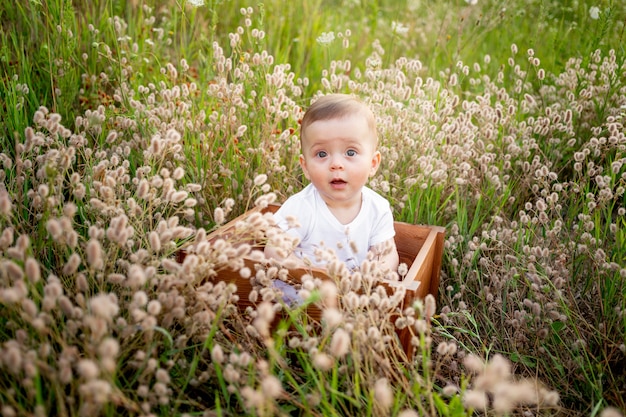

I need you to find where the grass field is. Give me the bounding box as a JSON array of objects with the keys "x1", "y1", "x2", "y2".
[{"x1": 1, "y1": 0, "x2": 625, "y2": 415}]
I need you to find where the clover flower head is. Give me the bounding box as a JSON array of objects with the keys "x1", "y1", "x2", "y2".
[
  {"x1": 316, "y1": 31, "x2": 335, "y2": 45},
  {"x1": 589, "y1": 6, "x2": 601, "y2": 19},
  {"x1": 187, "y1": 0, "x2": 205, "y2": 7},
  {"x1": 391, "y1": 21, "x2": 409, "y2": 36}
]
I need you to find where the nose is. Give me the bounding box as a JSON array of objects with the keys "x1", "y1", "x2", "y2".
[{"x1": 330, "y1": 155, "x2": 344, "y2": 170}]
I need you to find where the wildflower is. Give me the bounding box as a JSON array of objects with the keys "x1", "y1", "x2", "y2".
[
  {"x1": 2, "y1": 342, "x2": 23, "y2": 374},
  {"x1": 161, "y1": 258, "x2": 180, "y2": 273},
  {"x1": 319, "y1": 281, "x2": 338, "y2": 307},
  {"x1": 391, "y1": 21, "x2": 409, "y2": 36},
  {"x1": 316, "y1": 31, "x2": 335, "y2": 45},
  {"x1": 58, "y1": 296, "x2": 74, "y2": 316},
  {"x1": 424, "y1": 294, "x2": 436, "y2": 319},
  {"x1": 89, "y1": 293, "x2": 120, "y2": 320},
  {"x1": 236, "y1": 125, "x2": 247, "y2": 137},
  {"x1": 463, "y1": 389, "x2": 488, "y2": 410},
  {"x1": 172, "y1": 167, "x2": 185, "y2": 180},
  {"x1": 156, "y1": 368, "x2": 171, "y2": 384},
  {"x1": 187, "y1": 0, "x2": 205, "y2": 7},
  {"x1": 98, "y1": 338, "x2": 120, "y2": 359},
  {"x1": 62, "y1": 253, "x2": 81, "y2": 276},
  {"x1": 224, "y1": 364, "x2": 240, "y2": 383},
  {"x1": 147, "y1": 300, "x2": 162, "y2": 315},
  {"x1": 170, "y1": 190, "x2": 188, "y2": 203},
  {"x1": 374, "y1": 378, "x2": 394, "y2": 410},
  {"x1": 86, "y1": 239, "x2": 104, "y2": 270},
  {"x1": 329, "y1": 328, "x2": 350, "y2": 358},
  {"x1": 241, "y1": 386, "x2": 264, "y2": 409},
  {"x1": 105, "y1": 130, "x2": 118, "y2": 144},
  {"x1": 21, "y1": 298, "x2": 38, "y2": 318},
  {"x1": 312, "y1": 352, "x2": 334, "y2": 371},
  {"x1": 77, "y1": 359, "x2": 100, "y2": 380},
  {"x1": 126, "y1": 264, "x2": 147, "y2": 288},
  {"x1": 46, "y1": 219, "x2": 63, "y2": 241},
  {"x1": 589, "y1": 6, "x2": 601, "y2": 20},
  {"x1": 149, "y1": 231, "x2": 161, "y2": 252},
  {"x1": 437, "y1": 342, "x2": 450, "y2": 356},
  {"x1": 464, "y1": 354, "x2": 485, "y2": 373},
  {"x1": 132, "y1": 292, "x2": 148, "y2": 308},
  {"x1": 538, "y1": 68, "x2": 545, "y2": 80},
  {"x1": 257, "y1": 301, "x2": 275, "y2": 323},
  {"x1": 260, "y1": 375, "x2": 282, "y2": 398},
  {"x1": 442, "y1": 384, "x2": 458, "y2": 396},
  {"x1": 465, "y1": 0, "x2": 477, "y2": 4},
  {"x1": 24, "y1": 257, "x2": 41, "y2": 283},
  {"x1": 322, "y1": 307, "x2": 343, "y2": 328},
  {"x1": 1, "y1": 406, "x2": 16, "y2": 417},
  {"x1": 211, "y1": 206, "x2": 224, "y2": 226},
  {"x1": 239, "y1": 267, "x2": 251, "y2": 278},
  {"x1": 211, "y1": 344, "x2": 225, "y2": 364},
  {"x1": 79, "y1": 379, "x2": 112, "y2": 404},
  {"x1": 136, "y1": 179, "x2": 150, "y2": 199},
  {"x1": 600, "y1": 407, "x2": 624, "y2": 417},
  {"x1": 253, "y1": 173, "x2": 268, "y2": 187}
]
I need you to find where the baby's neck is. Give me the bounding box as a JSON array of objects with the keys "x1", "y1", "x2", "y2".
[{"x1": 326, "y1": 194, "x2": 362, "y2": 225}]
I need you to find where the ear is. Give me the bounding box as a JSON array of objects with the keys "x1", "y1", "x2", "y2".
[
  {"x1": 369, "y1": 151, "x2": 381, "y2": 176},
  {"x1": 299, "y1": 154, "x2": 311, "y2": 180}
]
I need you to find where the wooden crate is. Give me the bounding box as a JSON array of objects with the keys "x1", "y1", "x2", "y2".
[{"x1": 179, "y1": 203, "x2": 445, "y2": 359}]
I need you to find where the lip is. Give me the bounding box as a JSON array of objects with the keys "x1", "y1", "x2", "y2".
[{"x1": 330, "y1": 178, "x2": 347, "y2": 189}]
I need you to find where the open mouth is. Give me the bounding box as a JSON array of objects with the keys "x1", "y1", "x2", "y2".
[{"x1": 330, "y1": 179, "x2": 346, "y2": 185}]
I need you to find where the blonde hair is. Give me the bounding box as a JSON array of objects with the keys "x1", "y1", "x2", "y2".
[{"x1": 300, "y1": 94, "x2": 377, "y2": 145}]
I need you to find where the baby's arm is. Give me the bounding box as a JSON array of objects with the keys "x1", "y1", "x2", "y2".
[{"x1": 370, "y1": 238, "x2": 399, "y2": 272}]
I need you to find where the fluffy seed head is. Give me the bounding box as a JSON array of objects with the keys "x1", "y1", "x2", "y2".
[
  {"x1": 170, "y1": 190, "x2": 188, "y2": 203},
  {"x1": 374, "y1": 378, "x2": 393, "y2": 410},
  {"x1": 463, "y1": 389, "x2": 488, "y2": 411},
  {"x1": 89, "y1": 293, "x2": 120, "y2": 320},
  {"x1": 253, "y1": 173, "x2": 267, "y2": 186},
  {"x1": 77, "y1": 359, "x2": 100, "y2": 380},
  {"x1": 98, "y1": 338, "x2": 120, "y2": 359},
  {"x1": 211, "y1": 344, "x2": 225, "y2": 364},
  {"x1": 62, "y1": 253, "x2": 82, "y2": 276},
  {"x1": 322, "y1": 307, "x2": 343, "y2": 328},
  {"x1": 329, "y1": 328, "x2": 350, "y2": 358},
  {"x1": 260, "y1": 375, "x2": 282, "y2": 398},
  {"x1": 86, "y1": 239, "x2": 104, "y2": 270},
  {"x1": 24, "y1": 257, "x2": 41, "y2": 283},
  {"x1": 147, "y1": 300, "x2": 162, "y2": 316},
  {"x1": 312, "y1": 352, "x2": 334, "y2": 371}
]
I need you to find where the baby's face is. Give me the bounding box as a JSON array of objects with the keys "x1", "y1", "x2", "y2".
[{"x1": 299, "y1": 113, "x2": 381, "y2": 209}]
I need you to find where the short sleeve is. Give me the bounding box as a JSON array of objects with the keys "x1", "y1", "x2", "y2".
[
  {"x1": 272, "y1": 190, "x2": 314, "y2": 243},
  {"x1": 369, "y1": 205, "x2": 395, "y2": 247},
  {"x1": 363, "y1": 188, "x2": 395, "y2": 247}
]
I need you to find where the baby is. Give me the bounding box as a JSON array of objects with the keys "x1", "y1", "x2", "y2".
[{"x1": 265, "y1": 94, "x2": 399, "y2": 273}]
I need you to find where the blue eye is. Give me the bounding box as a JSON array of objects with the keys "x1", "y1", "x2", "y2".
[
  {"x1": 316, "y1": 151, "x2": 327, "y2": 158},
  {"x1": 346, "y1": 149, "x2": 357, "y2": 156}
]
